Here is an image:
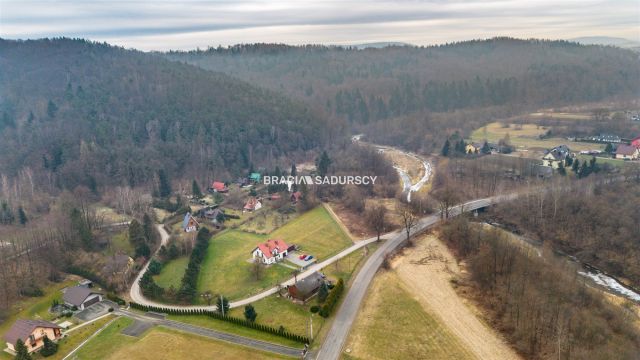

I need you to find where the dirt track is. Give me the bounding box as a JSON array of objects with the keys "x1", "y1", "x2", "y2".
[{"x1": 393, "y1": 235, "x2": 521, "y2": 360}]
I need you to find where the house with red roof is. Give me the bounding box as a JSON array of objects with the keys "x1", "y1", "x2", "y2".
[
  {"x1": 251, "y1": 239, "x2": 289, "y2": 264},
  {"x1": 631, "y1": 135, "x2": 640, "y2": 149},
  {"x1": 243, "y1": 197, "x2": 262, "y2": 212},
  {"x1": 210, "y1": 181, "x2": 228, "y2": 193}
]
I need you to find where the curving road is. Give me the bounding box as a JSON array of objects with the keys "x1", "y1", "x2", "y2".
[{"x1": 315, "y1": 195, "x2": 516, "y2": 360}]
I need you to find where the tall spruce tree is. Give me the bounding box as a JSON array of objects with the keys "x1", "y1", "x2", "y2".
[
  {"x1": 157, "y1": 169, "x2": 172, "y2": 198},
  {"x1": 14, "y1": 339, "x2": 31, "y2": 360},
  {"x1": 192, "y1": 180, "x2": 203, "y2": 199}
]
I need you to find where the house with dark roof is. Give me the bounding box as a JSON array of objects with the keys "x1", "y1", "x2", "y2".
[
  {"x1": 182, "y1": 212, "x2": 199, "y2": 232},
  {"x1": 615, "y1": 144, "x2": 639, "y2": 160},
  {"x1": 542, "y1": 145, "x2": 572, "y2": 168},
  {"x1": 63, "y1": 286, "x2": 102, "y2": 310},
  {"x1": 4, "y1": 320, "x2": 61, "y2": 354},
  {"x1": 287, "y1": 272, "x2": 325, "y2": 302},
  {"x1": 252, "y1": 239, "x2": 289, "y2": 265}
]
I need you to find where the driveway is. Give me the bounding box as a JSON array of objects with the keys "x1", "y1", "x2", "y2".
[{"x1": 74, "y1": 300, "x2": 118, "y2": 322}]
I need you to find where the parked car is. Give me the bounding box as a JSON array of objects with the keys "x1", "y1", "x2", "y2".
[
  {"x1": 299, "y1": 254, "x2": 307, "y2": 260},
  {"x1": 304, "y1": 255, "x2": 313, "y2": 261}
]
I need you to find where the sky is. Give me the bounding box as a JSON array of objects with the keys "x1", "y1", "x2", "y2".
[{"x1": 1, "y1": 0, "x2": 638, "y2": 51}]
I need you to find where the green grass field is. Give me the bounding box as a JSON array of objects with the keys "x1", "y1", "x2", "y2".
[
  {"x1": 154, "y1": 256, "x2": 189, "y2": 289},
  {"x1": 229, "y1": 295, "x2": 323, "y2": 336},
  {"x1": 470, "y1": 122, "x2": 605, "y2": 152},
  {"x1": 73, "y1": 317, "x2": 290, "y2": 360},
  {"x1": 196, "y1": 229, "x2": 290, "y2": 300},
  {"x1": 576, "y1": 154, "x2": 638, "y2": 168},
  {"x1": 196, "y1": 206, "x2": 352, "y2": 301},
  {"x1": 344, "y1": 271, "x2": 474, "y2": 360},
  {"x1": 270, "y1": 206, "x2": 352, "y2": 259}
]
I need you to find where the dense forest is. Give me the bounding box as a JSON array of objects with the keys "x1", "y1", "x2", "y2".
[
  {"x1": 0, "y1": 38, "x2": 333, "y2": 196},
  {"x1": 166, "y1": 38, "x2": 640, "y2": 152}
]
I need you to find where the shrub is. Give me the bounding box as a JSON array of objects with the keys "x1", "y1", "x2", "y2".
[
  {"x1": 319, "y1": 278, "x2": 344, "y2": 318},
  {"x1": 310, "y1": 305, "x2": 319, "y2": 313}
]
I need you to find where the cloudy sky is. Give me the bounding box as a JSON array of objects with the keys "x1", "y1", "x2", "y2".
[{"x1": 1, "y1": 0, "x2": 638, "y2": 51}]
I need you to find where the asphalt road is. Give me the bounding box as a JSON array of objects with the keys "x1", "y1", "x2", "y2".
[
  {"x1": 315, "y1": 197, "x2": 497, "y2": 360},
  {"x1": 118, "y1": 310, "x2": 303, "y2": 357}
]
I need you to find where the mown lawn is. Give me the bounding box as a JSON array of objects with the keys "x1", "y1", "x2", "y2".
[
  {"x1": 196, "y1": 230, "x2": 291, "y2": 300},
  {"x1": 270, "y1": 206, "x2": 352, "y2": 259},
  {"x1": 228, "y1": 295, "x2": 322, "y2": 337},
  {"x1": 154, "y1": 256, "x2": 189, "y2": 289},
  {"x1": 344, "y1": 271, "x2": 475, "y2": 360},
  {"x1": 197, "y1": 206, "x2": 352, "y2": 301}
]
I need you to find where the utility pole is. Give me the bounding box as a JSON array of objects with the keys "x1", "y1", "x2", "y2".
[{"x1": 220, "y1": 294, "x2": 225, "y2": 316}]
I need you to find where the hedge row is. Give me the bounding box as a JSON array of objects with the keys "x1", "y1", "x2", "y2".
[
  {"x1": 319, "y1": 278, "x2": 344, "y2": 318},
  {"x1": 129, "y1": 302, "x2": 310, "y2": 344}
]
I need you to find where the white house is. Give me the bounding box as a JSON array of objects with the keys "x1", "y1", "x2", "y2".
[
  {"x1": 542, "y1": 145, "x2": 571, "y2": 168},
  {"x1": 182, "y1": 212, "x2": 199, "y2": 233},
  {"x1": 252, "y1": 239, "x2": 289, "y2": 265}
]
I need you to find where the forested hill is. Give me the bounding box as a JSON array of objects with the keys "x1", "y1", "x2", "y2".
[
  {"x1": 0, "y1": 38, "x2": 331, "y2": 191},
  {"x1": 165, "y1": 38, "x2": 640, "y2": 124}
]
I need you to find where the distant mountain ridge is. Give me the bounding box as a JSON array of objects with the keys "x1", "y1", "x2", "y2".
[{"x1": 569, "y1": 36, "x2": 640, "y2": 49}]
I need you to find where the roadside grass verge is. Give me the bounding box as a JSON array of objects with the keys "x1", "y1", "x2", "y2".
[{"x1": 164, "y1": 313, "x2": 301, "y2": 348}]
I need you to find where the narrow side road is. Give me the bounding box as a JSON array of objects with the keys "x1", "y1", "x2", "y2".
[{"x1": 117, "y1": 309, "x2": 303, "y2": 358}]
